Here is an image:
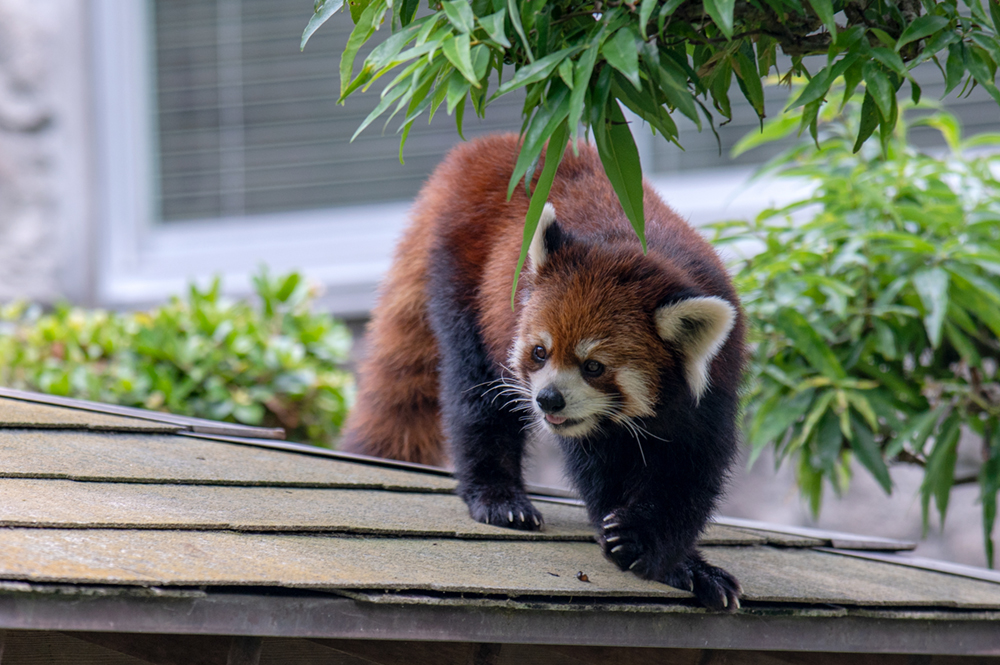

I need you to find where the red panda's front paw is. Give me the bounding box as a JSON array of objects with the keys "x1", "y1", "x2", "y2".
[
  {"x1": 598, "y1": 511, "x2": 652, "y2": 575},
  {"x1": 463, "y1": 490, "x2": 544, "y2": 531},
  {"x1": 663, "y1": 554, "x2": 742, "y2": 613}
]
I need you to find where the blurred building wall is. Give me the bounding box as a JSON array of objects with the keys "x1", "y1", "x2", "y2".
[{"x1": 0, "y1": 0, "x2": 92, "y2": 304}]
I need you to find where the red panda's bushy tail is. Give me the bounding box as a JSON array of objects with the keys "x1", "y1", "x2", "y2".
[{"x1": 339, "y1": 218, "x2": 446, "y2": 466}]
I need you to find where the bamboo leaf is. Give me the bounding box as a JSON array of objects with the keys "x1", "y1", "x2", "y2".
[
  {"x1": 732, "y1": 51, "x2": 764, "y2": 119},
  {"x1": 442, "y1": 34, "x2": 480, "y2": 85},
  {"x1": 593, "y1": 99, "x2": 646, "y2": 251},
  {"x1": 442, "y1": 0, "x2": 474, "y2": 33},
  {"x1": 494, "y1": 47, "x2": 581, "y2": 97},
  {"x1": 921, "y1": 413, "x2": 961, "y2": 530},
  {"x1": 848, "y1": 415, "x2": 893, "y2": 494},
  {"x1": 774, "y1": 309, "x2": 848, "y2": 379},
  {"x1": 911, "y1": 267, "x2": 950, "y2": 348},
  {"x1": 805, "y1": 0, "x2": 837, "y2": 38},
  {"x1": 302, "y1": 0, "x2": 346, "y2": 50},
  {"x1": 853, "y1": 91, "x2": 879, "y2": 152},
  {"x1": 603, "y1": 28, "x2": 642, "y2": 89},
  {"x1": 478, "y1": 9, "x2": 511, "y2": 47},
  {"x1": 863, "y1": 61, "x2": 894, "y2": 120},
  {"x1": 896, "y1": 14, "x2": 950, "y2": 51},
  {"x1": 568, "y1": 34, "x2": 602, "y2": 140},
  {"x1": 639, "y1": 0, "x2": 658, "y2": 39},
  {"x1": 339, "y1": 2, "x2": 384, "y2": 99},
  {"x1": 507, "y1": 83, "x2": 571, "y2": 198},
  {"x1": 511, "y1": 119, "x2": 570, "y2": 304},
  {"x1": 507, "y1": 0, "x2": 534, "y2": 62},
  {"x1": 703, "y1": 0, "x2": 736, "y2": 39}
]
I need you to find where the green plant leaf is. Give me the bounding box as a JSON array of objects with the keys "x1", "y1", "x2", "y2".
[
  {"x1": 911, "y1": 267, "x2": 950, "y2": 348},
  {"x1": 494, "y1": 47, "x2": 580, "y2": 97},
  {"x1": 896, "y1": 14, "x2": 950, "y2": 51},
  {"x1": 732, "y1": 51, "x2": 764, "y2": 119},
  {"x1": 774, "y1": 309, "x2": 848, "y2": 379},
  {"x1": 302, "y1": 0, "x2": 346, "y2": 50},
  {"x1": 786, "y1": 68, "x2": 831, "y2": 111},
  {"x1": 339, "y1": 1, "x2": 384, "y2": 99},
  {"x1": 442, "y1": 0, "x2": 474, "y2": 33},
  {"x1": 400, "y1": 0, "x2": 420, "y2": 26},
  {"x1": 603, "y1": 28, "x2": 642, "y2": 89},
  {"x1": 507, "y1": 83, "x2": 571, "y2": 198},
  {"x1": 703, "y1": 0, "x2": 736, "y2": 39},
  {"x1": 921, "y1": 412, "x2": 961, "y2": 531},
  {"x1": 593, "y1": 99, "x2": 646, "y2": 251},
  {"x1": 853, "y1": 91, "x2": 879, "y2": 152},
  {"x1": 511, "y1": 119, "x2": 570, "y2": 304},
  {"x1": 567, "y1": 33, "x2": 602, "y2": 140},
  {"x1": 507, "y1": 0, "x2": 534, "y2": 62},
  {"x1": 641, "y1": 43, "x2": 700, "y2": 125},
  {"x1": 862, "y1": 62, "x2": 894, "y2": 120},
  {"x1": 980, "y1": 425, "x2": 1000, "y2": 568},
  {"x1": 639, "y1": 0, "x2": 658, "y2": 39},
  {"x1": 348, "y1": 0, "x2": 374, "y2": 23},
  {"x1": 442, "y1": 33, "x2": 480, "y2": 85},
  {"x1": 612, "y1": 75, "x2": 678, "y2": 139},
  {"x1": 478, "y1": 9, "x2": 511, "y2": 47},
  {"x1": 805, "y1": 0, "x2": 837, "y2": 38},
  {"x1": 848, "y1": 415, "x2": 893, "y2": 494}
]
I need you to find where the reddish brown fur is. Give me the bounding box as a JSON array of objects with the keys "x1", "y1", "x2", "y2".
[{"x1": 341, "y1": 134, "x2": 742, "y2": 465}]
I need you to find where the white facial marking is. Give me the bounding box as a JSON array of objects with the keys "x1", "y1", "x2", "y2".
[
  {"x1": 615, "y1": 368, "x2": 656, "y2": 418},
  {"x1": 574, "y1": 338, "x2": 604, "y2": 360},
  {"x1": 539, "y1": 331, "x2": 553, "y2": 350},
  {"x1": 529, "y1": 363, "x2": 610, "y2": 438},
  {"x1": 655, "y1": 296, "x2": 736, "y2": 404}
]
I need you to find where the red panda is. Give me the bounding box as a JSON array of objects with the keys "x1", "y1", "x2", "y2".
[{"x1": 342, "y1": 134, "x2": 746, "y2": 611}]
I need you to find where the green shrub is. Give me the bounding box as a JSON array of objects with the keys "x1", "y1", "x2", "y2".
[
  {"x1": 713, "y1": 98, "x2": 1000, "y2": 565},
  {"x1": 0, "y1": 271, "x2": 354, "y2": 447}
]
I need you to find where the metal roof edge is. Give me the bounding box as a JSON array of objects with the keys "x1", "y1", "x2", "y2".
[
  {"x1": 714, "y1": 516, "x2": 917, "y2": 551},
  {"x1": 0, "y1": 387, "x2": 285, "y2": 440},
  {"x1": 0, "y1": 585, "x2": 997, "y2": 654},
  {"x1": 816, "y1": 548, "x2": 1000, "y2": 585}
]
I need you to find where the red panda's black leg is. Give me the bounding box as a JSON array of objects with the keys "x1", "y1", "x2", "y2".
[{"x1": 427, "y1": 256, "x2": 543, "y2": 532}]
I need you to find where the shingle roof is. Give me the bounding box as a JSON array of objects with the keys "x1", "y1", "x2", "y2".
[{"x1": 0, "y1": 387, "x2": 997, "y2": 654}]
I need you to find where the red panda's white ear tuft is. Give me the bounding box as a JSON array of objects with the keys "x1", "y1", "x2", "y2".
[
  {"x1": 528, "y1": 203, "x2": 558, "y2": 272},
  {"x1": 655, "y1": 296, "x2": 736, "y2": 403}
]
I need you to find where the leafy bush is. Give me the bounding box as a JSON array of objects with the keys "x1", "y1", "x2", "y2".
[
  {"x1": 0, "y1": 271, "x2": 354, "y2": 447},
  {"x1": 712, "y1": 100, "x2": 1000, "y2": 564},
  {"x1": 303, "y1": 0, "x2": 1000, "y2": 270}
]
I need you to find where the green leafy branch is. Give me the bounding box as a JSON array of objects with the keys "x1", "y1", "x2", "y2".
[
  {"x1": 714, "y1": 98, "x2": 1000, "y2": 565},
  {"x1": 304, "y1": 0, "x2": 1000, "y2": 297}
]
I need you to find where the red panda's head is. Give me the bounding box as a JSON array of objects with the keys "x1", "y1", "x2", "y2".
[{"x1": 510, "y1": 204, "x2": 736, "y2": 439}]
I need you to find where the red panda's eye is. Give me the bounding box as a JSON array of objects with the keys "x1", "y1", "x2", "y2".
[
  {"x1": 532, "y1": 346, "x2": 547, "y2": 362},
  {"x1": 582, "y1": 360, "x2": 605, "y2": 377}
]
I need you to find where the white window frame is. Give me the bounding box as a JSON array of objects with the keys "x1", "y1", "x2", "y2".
[{"x1": 91, "y1": 0, "x2": 410, "y2": 317}]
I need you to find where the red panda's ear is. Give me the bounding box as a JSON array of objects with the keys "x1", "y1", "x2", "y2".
[
  {"x1": 655, "y1": 296, "x2": 736, "y2": 403},
  {"x1": 528, "y1": 203, "x2": 563, "y2": 273}
]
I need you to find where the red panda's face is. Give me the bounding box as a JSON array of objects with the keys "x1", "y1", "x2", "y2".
[
  {"x1": 505, "y1": 206, "x2": 737, "y2": 439},
  {"x1": 509, "y1": 258, "x2": 673, "y2": 440}
]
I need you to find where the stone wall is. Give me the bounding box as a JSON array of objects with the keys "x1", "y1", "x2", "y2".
[{"x1": 0, "y1": 0, "x2": 90, "y2": 304}]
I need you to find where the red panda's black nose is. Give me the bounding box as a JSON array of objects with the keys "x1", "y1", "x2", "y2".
[{"x1": 536, "y1": 386, "x2": 565, "y2": 413}]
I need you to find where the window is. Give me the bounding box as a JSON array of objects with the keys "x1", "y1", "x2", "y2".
[{"x1": 92, "y1": 0, "x2": 524, "y2": 315}]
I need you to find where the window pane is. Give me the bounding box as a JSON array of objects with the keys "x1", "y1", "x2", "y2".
[{"x1": 152, "y1": 0, "x2": 526, "y2": 222}]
